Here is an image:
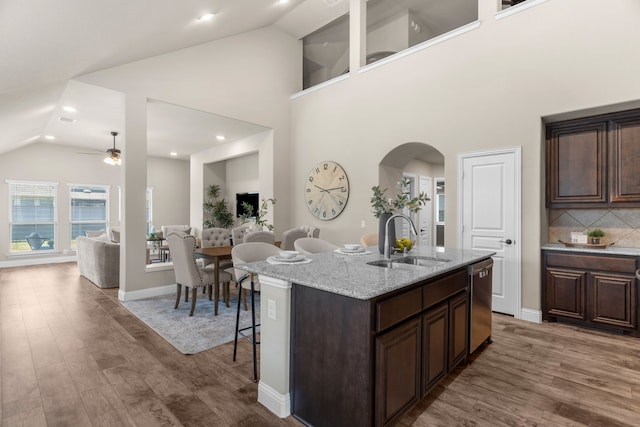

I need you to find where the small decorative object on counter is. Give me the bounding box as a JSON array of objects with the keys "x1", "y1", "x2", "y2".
[
  {"x1": 587, "y1": 228, "x2": 605, "y2": 244},
  {"x1": 371, "y1": 178, "x2": 429, "y2": 254}
]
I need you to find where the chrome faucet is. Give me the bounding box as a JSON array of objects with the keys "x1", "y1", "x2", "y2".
[{"x1": 384, "y1": 214, "x2": 418, "y2": 259}]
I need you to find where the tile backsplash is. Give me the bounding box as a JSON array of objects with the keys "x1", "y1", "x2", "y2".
[{"x1": 548, "y1": 208, "x2": 640, "y2": 248}]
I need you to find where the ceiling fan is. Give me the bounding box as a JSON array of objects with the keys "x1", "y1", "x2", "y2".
[
  {"x1": 76, "y1": 131, "x2": 122, "y2": 165},
  {"x1": 103, "y1": 131, "x2": 121, "y2": 165}
]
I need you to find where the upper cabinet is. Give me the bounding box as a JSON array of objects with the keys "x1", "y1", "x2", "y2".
[{"x1": 546, "y1": 109, "x2": 640, "y2": 208}]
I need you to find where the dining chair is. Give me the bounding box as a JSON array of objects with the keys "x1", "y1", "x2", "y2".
[
  {"x1": 243, "y1": 230, "x2": 275, "y2": 244},
  {"x1": 294, "y1": 237, "x2": 338, "y2": 255},
  {"x1": 201, "y1": 227, "x2": 233, "y2": 304},
  {"x1": 231, "y1": 223, "x2": 259, "y2": 245},
  {"x1": 280, "y1": 228, "x2": 308, "y2": 250},
  {"x1": 360, "y1": 232, "x2": 378, "y2": 248},
  {"x1": 231, "y1": 242, "x2": 281, "y2": 382},
  {"x1": 299, "y1": 224, "x2": 320, "y2": 238},
  {"x1": 167, "y1": 233, "x2": 231, "y2": 316}
]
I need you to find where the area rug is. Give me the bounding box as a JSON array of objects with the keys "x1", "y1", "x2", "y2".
[{"x1": 122, "y1": 291, "x2": 260, "y2": 355}]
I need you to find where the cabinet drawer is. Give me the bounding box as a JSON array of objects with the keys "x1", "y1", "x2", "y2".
[
  {"x1": 376, "y1": 287, "x2": 422, "y2": 333},
  {"x1": 546, "y1": 252, "x2": 637, "y2": 274},
  {"x1": 423, "y1": 270, "x2": 468, "y2": 310}
]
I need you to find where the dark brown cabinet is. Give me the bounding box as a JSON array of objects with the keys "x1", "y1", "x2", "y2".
[
  {"x1": 421, "y1": 302, "x2": 448, "y2": 395},
  {"x1": 542, "y1": 250, "x2": 638, "y2": 335},
  {"x1": 290, "y1": 265, "x2": 477, "y2": 427},
  {"x1": 546, "y1": 108, "x2": 640, "y2": 208},
  {"x1": 375, "y1": 318, "x2": 421, "y2": 426}
]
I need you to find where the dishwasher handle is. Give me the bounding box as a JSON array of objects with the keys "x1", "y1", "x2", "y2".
[{"x1": 468, "y1": 258, "x2": 493, "y2": 276}]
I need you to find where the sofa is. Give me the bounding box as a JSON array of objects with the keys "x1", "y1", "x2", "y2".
[{"x1": 76, "y1": 235, "x2": 120, "y2": 288}]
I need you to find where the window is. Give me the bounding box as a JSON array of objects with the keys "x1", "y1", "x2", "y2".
[
  {"x1": 8, "y1": 180, "x2": 57, "y2": 253},
  {"x1": 302, "y1": 13, "x2": 350, "y2": 89},
  {"x1": 69, "y1": 184, "x2": 109, "y2": 248},
  {"x1": 366, "y1": 0, "x2": 478, "y2": 61},
  {"x1": 146, "y1": 187, "x2": 153, "y2": 235}
]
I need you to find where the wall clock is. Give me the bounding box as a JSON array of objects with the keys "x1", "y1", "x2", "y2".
[{"x1": 304, "y1": 160, "x2": 350, "y2": 220}]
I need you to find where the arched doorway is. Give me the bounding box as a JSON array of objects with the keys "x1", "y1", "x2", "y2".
[{"x1": 378, "y1": 142, "x2": 444, "y2": 247}]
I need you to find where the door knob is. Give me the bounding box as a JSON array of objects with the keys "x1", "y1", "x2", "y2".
[{"x1": 500, "y1": 239, "x2": 513, "y2": 245}]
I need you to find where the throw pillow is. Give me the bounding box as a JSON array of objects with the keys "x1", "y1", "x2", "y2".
[
  {"x1": 96, "y1": 233, "x2": 110, "y2": 242},
  {"x1": 86, "y1": 230, "x2": 106, "y2": 238}
]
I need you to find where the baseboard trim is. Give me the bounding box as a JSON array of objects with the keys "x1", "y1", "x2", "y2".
[
  {"x1": 118, "y1": 284, "x2": 175, "y2": 302},
  {"x1": 520, "y1": 308, "x2": 542, "y2": 324},
  {"x1": 0, "y1": 255, "x2": 76, "y2": 268},
  {"x1": 258, "y1": 381, "x2": 291, "y2": 418}
]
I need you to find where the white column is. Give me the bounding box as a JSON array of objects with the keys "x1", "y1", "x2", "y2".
[
  {"x1": 349, "y1": 0, "x2": 366, "y2": 73},
  {"x1": 257, "y1": 275, "x2": 292, "y2": 417}
]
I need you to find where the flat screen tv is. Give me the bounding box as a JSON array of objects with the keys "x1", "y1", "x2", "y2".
[{"x1": 236, "y1": 192, "x2": 259, "y2": 217}]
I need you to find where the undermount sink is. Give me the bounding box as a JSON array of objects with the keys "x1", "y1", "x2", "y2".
[{"x1": 367, "y1": 256, "x2": 451, "y2": 269}]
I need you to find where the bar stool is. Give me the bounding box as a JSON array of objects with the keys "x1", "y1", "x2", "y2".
[{"x1": 230, "y1": 242, "x2": 281, "y2": 382}]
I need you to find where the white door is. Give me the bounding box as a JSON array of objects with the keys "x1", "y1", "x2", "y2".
[
  {"x1": 459, "y1": 148, "x2": 521, "y2": 316},
  {"x1": 419, "y1": 176, "x2": 433, "y2": 246}
]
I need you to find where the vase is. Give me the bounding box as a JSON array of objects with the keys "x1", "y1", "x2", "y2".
[
  {"x1": 590, "y1": 237, "x2": 600, "y2": 244},
  {"x1": 378, "y1": 212, "x2": 396, "y2": 254}
]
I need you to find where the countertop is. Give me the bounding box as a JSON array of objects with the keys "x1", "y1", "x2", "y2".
[
  {"x1": 234, "y1": 245, "x2": 495, "y2": 300},
  {"x1": 542, "y1": 242, "x2": 640, "y2": 257}
]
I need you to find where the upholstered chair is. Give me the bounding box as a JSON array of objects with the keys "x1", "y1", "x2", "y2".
[
  {"x1": 242, "y1": 230, "x2": 275, "y2": 245},
  {"x1": 360, "y1": 232, "x2": 378, "y2": 248},
  {"x1": 300, "y1": 224, "x2": 320, "y2": 238},
  {"x1": 294, "y1": 237, "x2": 338, "y2": 255},
  {"x1": 280, "y1": 228, "x2": 308, "y2": 250},
  {"x1": 231, "y1": 242, "x2": 281, "y2": 382},
  {"x1": 231, "y1": 223, "x2": 259, "y2": 245},
  {"x1": 161, "y1": 225, "x2": 191, "y2": 238},
  {"x1": 201, "y1": 227, "x2": 231, "y2": 266},
  {"x1": 167, "y1": 233, "x2": 231, "y2": 316}
]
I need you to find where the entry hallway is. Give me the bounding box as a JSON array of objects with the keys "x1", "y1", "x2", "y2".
[{"x1": 1, "y1": 263, "x2": 639, "y2": 426}]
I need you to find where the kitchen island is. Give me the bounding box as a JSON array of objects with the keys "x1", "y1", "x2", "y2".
[{"x1": 235, "y1": 245, "x2": 494, "y2": 427}]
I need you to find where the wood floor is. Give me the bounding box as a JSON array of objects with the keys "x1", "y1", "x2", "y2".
[{"x1": 2, "y1": 263, "x2": 640, "y2": 426}]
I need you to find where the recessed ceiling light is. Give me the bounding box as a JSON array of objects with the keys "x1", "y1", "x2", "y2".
[
  {"x1": 57, "y1": 116, "x2": 76, "y2": 123},
  {"x1": 216, "y1": 135, "x2": 225, "y2": 141},
  {"x1": 199, "y1": 13, "x2": 214, "y2": 21},
  {"x1": 62, "y1": 106, "x2": 77, "y2": 112},
  {"x1": 170, "y1": 152, "x2": 178, "y2": 156},
  {"x1": 44, "y1": 135, "x2": 56, "y2": 140},
  {"x1": 279, "y1": 0, "x2": 289, "y2": 4}
]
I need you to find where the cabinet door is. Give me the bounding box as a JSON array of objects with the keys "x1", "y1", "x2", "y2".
[
  {"x1": 449, "y1": 292, "x2": 469, "y2": 369},
  {"x1": 546, "y1": 121, "x2": 608, "y2": 207},
  {"x1": 545, "y1": 268, "x2": 587, "y2": 320},
  {"x1": 375, "y1": 318, "x2": 420, "y2": 427},
  {"x1": 589, "y1": 272, "x2": 637, "y2": 329},
  {"x1": 609, "y1": 115, "x2": 640, "y2": 203},
  {"x1": 422, "y1": 302, "x2": 448, "y2": 396}
]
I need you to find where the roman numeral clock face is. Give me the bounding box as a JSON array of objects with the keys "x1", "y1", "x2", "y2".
[{"x1": 304, "y1": 161, "x2": 350, "y2": 220}]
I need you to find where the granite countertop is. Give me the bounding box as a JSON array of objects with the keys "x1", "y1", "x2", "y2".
[
  {"x1": 234, "y1": 245, "x2": 495, "y2": 300},
  {"x1": 542, "y1": 242, "x2": 640, "y2": 257}
]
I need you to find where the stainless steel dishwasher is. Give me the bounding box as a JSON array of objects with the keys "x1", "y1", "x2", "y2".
[{"x1": 468, "y1": 258, "x2": 493, "y2": 354}]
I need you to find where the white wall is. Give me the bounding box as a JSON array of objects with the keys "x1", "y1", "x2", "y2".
[
  {"x1": 0, "y1": 143, "x2": 121, "y2": 263},
  {"x1": 76, "y1": 27, "x2": 299, "y2": 295},
  {"x1": 147, "y1": 156, "x2": 190, "y2": 230},
  {"x1": 0, "y1": 144, "x2": 188, "y2": 264},
  {"x1": 224, "y1": 153, "x2": 259, "y2": 218},
  {"x1": 289, "y1": 0, "x2": 640, "y2": 311}
]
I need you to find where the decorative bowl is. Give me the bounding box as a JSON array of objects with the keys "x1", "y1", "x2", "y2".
[
  {"x1": 279, "y1": 250, "x2": 299, "y2": 259},
  {"x1": 344, "y1": 244, "x2": 361, "y2": 251}
]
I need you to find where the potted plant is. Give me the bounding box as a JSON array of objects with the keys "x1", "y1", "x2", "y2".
[
  {"x1": 203, "y1": 184, "x2": 235, "y2": 229},
  {"x1": 240, "y1": 197, "x2": 276, "y2": 231},
  {"x1": 370, "y1": 178, "x2": 430, "y2": 253},
  {"x1": 587, "y1": 228, "x2": 605, "y2": 244}
]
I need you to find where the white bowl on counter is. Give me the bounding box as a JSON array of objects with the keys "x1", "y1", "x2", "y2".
[{"x1": 279, "y1": 250, "x2": 299, "y2": 259}]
